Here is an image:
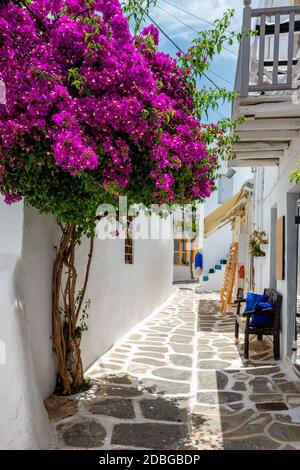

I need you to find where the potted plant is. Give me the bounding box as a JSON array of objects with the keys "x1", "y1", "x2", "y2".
[{"x1": 249, "y1": 230, "x2": 268, "y2": 257}]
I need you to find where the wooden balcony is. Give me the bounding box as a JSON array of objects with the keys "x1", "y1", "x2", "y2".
[{"x1": 231, "y1": 0, "x2": 300, "y2": 168}]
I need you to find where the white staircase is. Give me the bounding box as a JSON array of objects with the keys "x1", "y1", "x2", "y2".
[{"x1": 197, "y1": 259, "x2": 227, "y2": 293}]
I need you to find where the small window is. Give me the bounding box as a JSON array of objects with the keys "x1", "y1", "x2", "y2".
[
  {"x1": 218, "y1": 175, "x2": 233, "y2": 204},
  {"x1": 125, "y1": 216, "x2": 134, "y2": 264},
  {"x1": 174, "y1": 239, "x2": 189, "y2": 266}
]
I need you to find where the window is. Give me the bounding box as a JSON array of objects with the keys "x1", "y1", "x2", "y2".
[
  {"x1": 174, "y1": 239, "x2": 189, "y2": 266},
  {"x1": 218, "y1": 175, "x2": 234, "y2": 204},
  {"x1": 125, "y1": 216, "x2": 134, "y2": 264}
]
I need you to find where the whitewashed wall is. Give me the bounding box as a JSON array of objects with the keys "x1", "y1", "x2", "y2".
[
  {"x1": 0, "y1": 202, "x2": 55, "y2": 450},
  {"x1": 0, "y1": 204, "x2": 173, "y2": 449},
  {"x1": 252, "y1": 136, "x2": 300, "y2": 361},
  {"x1": 173, "y1": 265, "x2": 191, "y2": 282},
  {"x1": 78, "y1": 214, "x2": 173, "y2": 368},
  {"x1": 203, "y1": 166, "x2": 252, "y2": 282}
]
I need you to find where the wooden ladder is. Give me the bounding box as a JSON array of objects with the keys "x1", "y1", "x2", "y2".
[{"x1": 220, "y1": 242, "x2": 239, "y2": 315}]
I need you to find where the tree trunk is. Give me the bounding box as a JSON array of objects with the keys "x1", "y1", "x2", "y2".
[{"x1": 52, "y1": 223, "x2": 94, "y2": 395}]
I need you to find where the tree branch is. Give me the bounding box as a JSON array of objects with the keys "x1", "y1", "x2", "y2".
[
  {"x1": 75, "y1": 235, "x2": 94, "y2": 322},
  {"x1": 18, "y1": 1, "x2": 47, "y2": 32}
]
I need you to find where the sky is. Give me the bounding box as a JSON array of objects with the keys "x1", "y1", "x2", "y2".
[{"x1": 134, "y1": 0, "x2": 259, "y2": 123}]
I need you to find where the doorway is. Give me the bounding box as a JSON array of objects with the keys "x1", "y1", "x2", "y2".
[
  {"x1": 269, "y1": 207, "x2": 277, "y2": 289},
  {"x1": 294, "y1": 199, "x2": 300, "y2": 370}
]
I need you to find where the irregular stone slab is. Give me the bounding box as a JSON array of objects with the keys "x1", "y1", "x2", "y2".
[
  {"x1": 197, "y1": 391, "x2": 243, "y2": 405},
  {"x1": 138, "y1": 346, "x2": 168, "y2": 353},
  {"x1": 99, "y1": 363, "x2": 122, "y2": 370},
  {"x1": 62, "y1": 420, "x2": 106, "y2": 448},
  {"x1": 146, "y1": 334, "x2": 168, "y2": 338},
  {"x1": 212, "y1": 341, "x2": 232, "y2": 346},
  {"x1": 147, "y1": 327, "x2": 172, "y2": 333},
  {"x1": 222, "y1": 346, "x2": 239, "y2": 353},
  {"x1": 135, "y1": 352, "x2": 165, "y2": 360},
  {"x1": 170, "y1": 335, "x2": 192, "y2": 344},
  {"x1": 249, "y1": 394, "x2": 284, "y2": 403},
  {"x1": 232, "y1": 372, "x2": 249, "y2": 380},
  {"x1": 105, "y1": 375, "x2": 133, "y2": 385},
  {"x1": 232, "y1": 382, "x2": 247, "y2": 392},
  {"x1": 129, "y1": 334, "x2": 142, "y2": 340},
  {"x1": 249, "y1": 378, "x2": 279, "y2": 393},
  {"x1": 115, "y1": 347, "x2": 131, "y2": 352},
  {"x1": 220, "y1": 410, "x2": 255, "y2": 432},
  {"x1": 170, "y1": 354, "x2": 192, "y2": 368},
  {"x1": 170, "y1": 344, "x2": 193, "y2": 354},
  {"x1": 198, "y1": 352, "x2": 214, "y2": 360},
  {"x1": 275, "y1": 414, "x2": 295, "y2": 424},
  {"x1": 251, "y1": 352, "x2": 272, "y2": 361},
  {"x1": 277, "y1": 382, "x2": 300, "y2": 394},
  {"x1": 268, "y1": 422, "x2": 300, "y2": 442},
  {"x1": 224, "y1": 413, "x2": 272, "y2": 438},
  {"x1": 153, "y1": 367, "x2": 192, "y2": 382},
  {"x1": 287, "y1": 395, "x2": 300, "y2": 405},
  {"x1": 140, "y1": 398, "x2": 188, "y2": 422},
  {"x1": 127, "y1": 363, "x2": 149, "y2": 374},
  {"x1": 133, "y1": 357, "x2": 166, "y2": 367},
  {"x1": 111, "y1": 423, "x2": 189, "y2": 450},
  {"x1": 228, "y1": 403, "x2": 245, "y2": 412},
  {"x1": 245, "y1": 366, "x2": 281, "y2": 376},
  {"x1": 198, "y1": 339, "x2": 210, "y2": 345},
  {"x1": 222, "y1": 353, "x2": 240, "y2": 360},
  {"x1": 142, "y1": 378, "x2": 190, "y2": 395},
  {"x1": 110, "y1": 353, "x2": 128, "y2": 359},
  {"x1": 45, "y1": 395, "x2": 78, "y2": 421},
  {"x1": 223, "y1": 436, "x2": 280, "y2": 450},
  {"x1": 97, "y1": 384, "x2": 142, "y2": 397},
  {"x1": 88, "y1": 399, "x2": 135, "y2": 419},
  {"x1": 173, "y1": 329, "x2": 194, "y2": 336},
  {"x1": 197, "y1": 371, "x2": 228, "y2": 390},
  {"x1": 197, "y1": 359, "x2": 231, "y2": 370},
  {"x1": 256, "y1": 402, "x2": 288, "y2": 411},
  {"x1": 273, "y1": 373, "x2": 286, "y2": 378}
]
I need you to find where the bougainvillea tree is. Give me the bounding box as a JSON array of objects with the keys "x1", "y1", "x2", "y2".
[{"x1": 0, "y1": 0, "x2": 236, "y2": 394}]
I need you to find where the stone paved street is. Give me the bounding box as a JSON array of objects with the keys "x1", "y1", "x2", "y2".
[{"x1": 46, "y1": 286, "x2": 300, "y2": 450}]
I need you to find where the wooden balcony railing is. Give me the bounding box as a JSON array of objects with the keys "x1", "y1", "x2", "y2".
[{"x1": 237, "y1": 0, "x2": 300, "y2": 97}]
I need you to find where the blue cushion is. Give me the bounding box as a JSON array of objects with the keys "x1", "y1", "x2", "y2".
[
  {"x1": 249, "y1": 301, "x2": 274, "y2": 327},
  {"x1": 245, "y1": 292, "x2": 268, "y2": 313},
  {"x1": 254, "y1": 301, "x2": 275, "y2": 311}
]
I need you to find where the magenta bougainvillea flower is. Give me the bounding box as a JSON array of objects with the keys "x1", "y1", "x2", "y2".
[{"x1": 0, "y1": 0, "x2": 219, "y2": 208}]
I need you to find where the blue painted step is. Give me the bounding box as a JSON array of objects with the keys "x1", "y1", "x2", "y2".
[
  {"x1": 220, "y1": 259, "x2": 227, "y2": 265},
  {"x1": 215, "y1": 264, "x2": 222, "y2": 270},
  {"x1": 203, "y1": 275, "x2": 209, "y2": 282}
]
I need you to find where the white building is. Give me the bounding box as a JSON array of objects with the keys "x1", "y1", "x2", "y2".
[
  {"x1": 173, "y1": 163, "x2": 252, "y2": 287},
  {"x1": 0, "y1": 200, "x2": 173, "y2": 449},
  {"x1": 229, "y1": 0, "x2": 300, "y2": 375}
]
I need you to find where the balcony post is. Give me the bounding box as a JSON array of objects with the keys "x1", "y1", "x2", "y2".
[{"x1": 240, "y1": 0, "x2": 252, "y2": 97}]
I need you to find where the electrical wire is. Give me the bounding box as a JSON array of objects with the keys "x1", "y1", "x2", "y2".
[
  {"x1": 161, "y1": 0, "x2": 215, "y2": 27},
  {"x1": 140, "y1": 6, "x2": 222, "y2": 89},
  {"x1": 156, "y1": 3, "x2": 238, "y2": 58}
]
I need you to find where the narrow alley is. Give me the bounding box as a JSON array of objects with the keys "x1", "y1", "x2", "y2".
[{"x1": 47, "y1": 287, "x2": 300, "y2": 450}]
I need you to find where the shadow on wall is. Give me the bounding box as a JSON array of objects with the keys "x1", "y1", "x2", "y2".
[
  {"x1": 15, "y1": 206, "x2": 58, "y2": 398},
  {"x1": 11, "y1": 259, "x2": 55, "y2": 449}
]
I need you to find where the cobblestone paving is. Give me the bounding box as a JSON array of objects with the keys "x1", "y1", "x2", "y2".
[{"x1": 46, "y1": 286, "x2": 300, "y2": 450}]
